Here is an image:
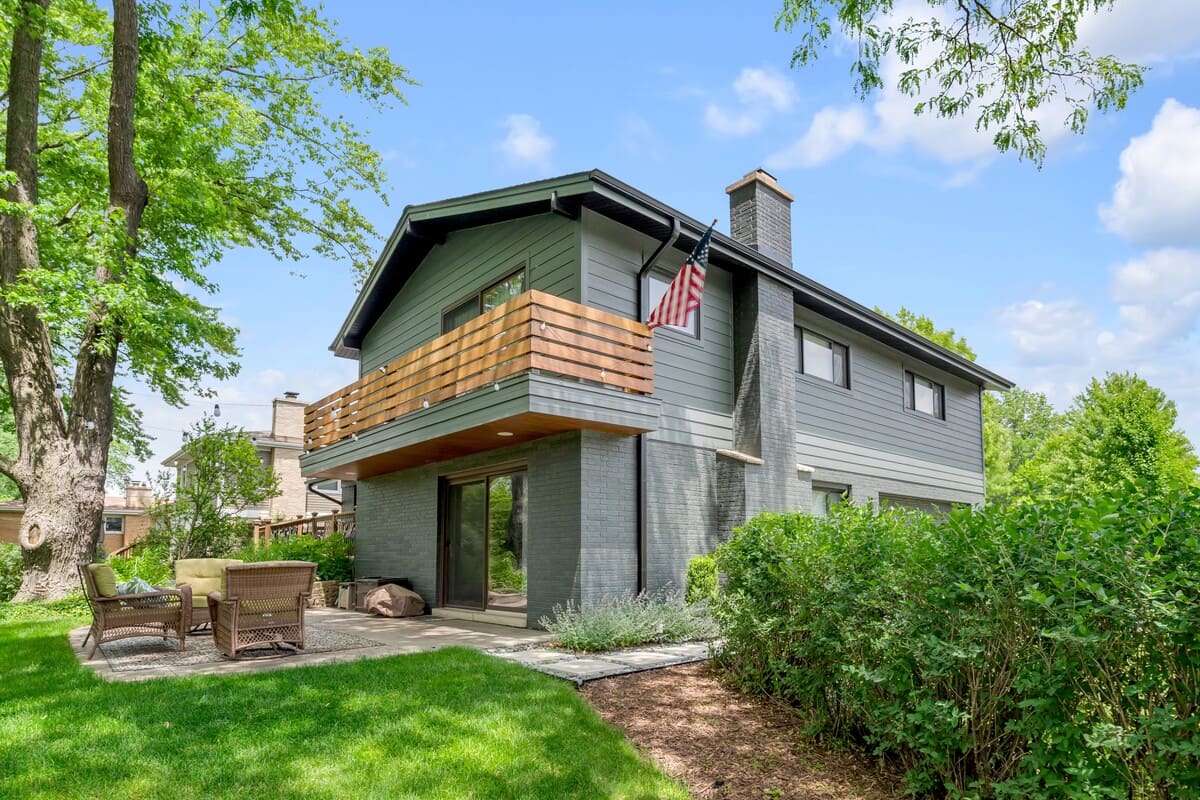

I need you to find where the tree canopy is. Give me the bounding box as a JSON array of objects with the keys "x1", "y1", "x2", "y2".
[
  {"x1": 776, "y1": 0, "x2": 1145, "y2": 164},
  {"x1": 148, "y1": 416, "x2": 278, "y2": 559},
  {"x1": 1018, "y1": 372, "x2": 1199, "y2": 499},
  {"x1": 1, "y1": 0, "x2": 412, "y2": 597}
]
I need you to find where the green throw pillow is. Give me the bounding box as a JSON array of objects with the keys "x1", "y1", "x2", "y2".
[{"x1": 88, "y1": 563, "x2": 119, "y2": 597}]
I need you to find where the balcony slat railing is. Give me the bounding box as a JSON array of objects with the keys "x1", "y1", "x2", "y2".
[{"x1": 305, "y1": 290, "x2": 653, "y2": 451}]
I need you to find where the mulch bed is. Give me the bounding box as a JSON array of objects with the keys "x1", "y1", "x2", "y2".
[{"x1": 580, "y1": 661, "x2": 903, "y2": 800}]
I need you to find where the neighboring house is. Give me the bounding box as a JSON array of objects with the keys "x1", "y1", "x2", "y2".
[
  {"x1": 300, "y1": 169, "x2": 1012, "y2": 628},
  {"x1": 0, "y1": 481, "x2": 153, "y2": 553},
  {"x1": 163, "y1": 392, "x2": 345, "y2": 520}
]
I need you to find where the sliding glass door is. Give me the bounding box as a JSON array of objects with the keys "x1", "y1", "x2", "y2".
[{"x1": 442, "y1": 469, "x2": 527, "y2": 612}]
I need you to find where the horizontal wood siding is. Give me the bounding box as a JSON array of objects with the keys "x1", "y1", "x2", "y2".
[
  {"x1": 361, "y1": 213, "x2": 580, "y2": 374},
  {"x1": 582, "y1": 210, "x2": 734, "y2": 447},
  {"x1": 794, "y1": 305, "x2": 984, "y2": 478}
]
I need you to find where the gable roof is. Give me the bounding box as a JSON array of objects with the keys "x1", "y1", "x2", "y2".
[{"x1": 333, "y1": 170, "x2": 1013, "y2": 391}]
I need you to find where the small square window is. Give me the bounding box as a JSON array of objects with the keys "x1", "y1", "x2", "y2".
[
  {"x1": 644, "y1": 273, "x2": 699, "y2": 337},
  {"x1": 798, "y1": 328, "x2": 849, "y2": 387},
  {"x1": 904, "y1": 370, "x2": 945, "y2": 419},
  {"x1": 103, "y1": 516, "x2": 124, "y2": 534}
]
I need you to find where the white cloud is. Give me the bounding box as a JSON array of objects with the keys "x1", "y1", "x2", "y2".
[
  {"x1": 733, "y1": 67, "x2": 795, "y2": 111},
  {"x1": 1099, "y1": 99, "x2": 1200, "y2": 246},
  {"x1": 997, "y1": 299, "x2": 1099, "y2": 366},
  {"x1": 1077, "y1": 0, "x2": 1200, "y2": 63},
  {"x1": 498, "y1": 113, "x2": 554, "y2": 171},
  {"x1": 767, "y1": 106, "x2": 870, "y2": 169},
  {"x1": 1104, "y1": 248, "x2": 1200, "y2": 355},
  {"x1": 703, "y1": 104, "x2": 762, "y2": 138},
  {"x1": 703, "y1": 67, "x2": 796, "y2": 139}
]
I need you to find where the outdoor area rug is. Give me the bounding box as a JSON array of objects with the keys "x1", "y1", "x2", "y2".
[{"x1": 97, "y1": 626, "x2": 384, "y2": 673}]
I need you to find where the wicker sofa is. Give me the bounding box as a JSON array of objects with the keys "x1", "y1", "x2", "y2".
[
  {"x1": 78, "y1": 563, "x2": 192, "y2": 660},
  {"x1": 174, "y1": 558, "x2": 243, "y2": 628},
  {"x1": 207, "y1": 561, "x2": 316, "y2": 658}
]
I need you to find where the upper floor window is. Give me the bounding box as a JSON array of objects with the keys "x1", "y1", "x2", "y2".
[
  {"x1": 103, "y1": 515, "x2": 124, "y2": 534},
  {"x1": 798, "y1": 328, "x2": 849, "y2": 388},
  {"x1": 643, "y1": 272, "x2": 699, "y2": 337},
  {"x1": 441, "y1": 267, "x2": 527, "y2": 334},
  {"x1": 311, "y1": 479, "x2": 342, "y2": 493},
  {"x1": 904, "y1": 370, "x2": 945, "y2": 419}
]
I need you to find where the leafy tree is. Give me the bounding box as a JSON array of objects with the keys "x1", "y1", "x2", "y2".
[
  {"x1": 987, "y1": 387, "x2": 1063, "y2": 472},
  {"x1": 1018, "y1": 372, "x2": 1199, "y2": 499},
  {"x1": 776, "y1": 0, "x2": 1145, "y2": 163},
  {"x1": 876, "y1": 306, "x2": 975, "y2": 360},
  {"x1": 0, "y1": 0, "x2": 411, "y2": 598},
  {"x1": 147, "y1": 417, "x2": 279, "y2": 560}
]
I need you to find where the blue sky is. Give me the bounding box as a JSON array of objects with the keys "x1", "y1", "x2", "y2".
[{"x1": 126, "y1": 0, "x2": 1200, "y2": 482}]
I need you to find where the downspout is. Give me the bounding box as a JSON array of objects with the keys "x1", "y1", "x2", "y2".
[{"x1": 635, "y1": 218, "x2": 681, "y2": 594}]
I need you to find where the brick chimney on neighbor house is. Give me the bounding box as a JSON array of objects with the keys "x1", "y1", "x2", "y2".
[
  {"x1": 725, "y1": 168, "x2": 794, "y2": 268},
  {"x1": 271, "y1": 391, "x2": 306, "y2": 442},
  {"x1": 123, "y1": 481, "x2": 151, "y2": 509}
]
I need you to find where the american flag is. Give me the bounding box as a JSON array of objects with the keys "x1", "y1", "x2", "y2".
[{"x1": 647, "y1": 223, "x2": 713, "y2": 330}]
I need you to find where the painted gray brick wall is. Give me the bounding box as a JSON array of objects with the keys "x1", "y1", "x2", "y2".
[
  {"x1": 355, "y1": 467, "x2": 439, "y2": 603},
  {"x1": 526, "y1": 432, "x2": 583, "y2": 625},
  {"x1": 727, "y1": 271, "x2": 803, "y2": 518},
  {"x1": 644, "y1": 439, "x2": 721, "y2": 593},
  {"x1": 728, "y1": 181, "x2": 793, "y2": 267},
  {"x1": 578, "y1": 431, "x2": 637, "y2": 607}
]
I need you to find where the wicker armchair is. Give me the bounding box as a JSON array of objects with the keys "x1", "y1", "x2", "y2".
[
  {"x1": 78, "y1": 563, "x2": 192, "y2": 660},
  {"x1": 207, "y1": 561, "x2": 316, "y2": 658}
]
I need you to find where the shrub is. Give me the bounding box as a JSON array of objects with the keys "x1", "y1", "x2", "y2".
[
  {"x1": 714, "y1": 486, "x2": 1200, "y2": 799},
  {"x1": 684, "y1": 553, "x2": 718, "y2": 604},
  {"x1": 540, "y1": 588, "x2": 718, "y2": 652},
  {"x1": 233, "y1": 533, "x2": 353, "y2": 582},
  {"x1": 0, "y1": 544, "x2": 22, "y2": 602},
  {"x1": 108, "y1": 542, "x2": 174, "y2": 586}
]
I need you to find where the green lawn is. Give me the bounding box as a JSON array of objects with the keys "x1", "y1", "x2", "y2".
[{"x1": 0, "y1": 607, "x2": 687, "y2": 800}]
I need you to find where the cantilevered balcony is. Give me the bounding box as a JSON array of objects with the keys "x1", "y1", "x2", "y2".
[{"x1": 301, "y1": 291, "x2": 660, "y2": 479}]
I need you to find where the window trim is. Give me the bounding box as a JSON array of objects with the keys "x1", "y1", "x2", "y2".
[
  {"x1": 103, "y1": 515, "x2": 124, "y2": 535},
  {"x1": 641, "y1": 270, "x2": 701, "y2": 339},
  {"x1": 797, "y1": 326, "x2": 850, "y2": 389},
  {"x1": 903, "y1": 369, "x2": 946, "y2": 420},
  {"x1": 440, "y1": 265, "x2": 528, "y2": 334}
]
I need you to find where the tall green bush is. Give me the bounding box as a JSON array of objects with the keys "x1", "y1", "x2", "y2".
[
  {"x1": 714, "y1": 487, "x2": 1200, "y2": 799},
  {"x1": 233, "y1": 533, "x2": 353, "y2": 582},
  {"x1": 684, "y1": 553, "x2": 718, "y2": 604}
]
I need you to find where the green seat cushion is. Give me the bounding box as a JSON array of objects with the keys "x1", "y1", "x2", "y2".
[
  {"x1": 175, "y1": 558, "x2": 243, "y2": 607},
  {"x1": 88, "y1": 563, "x2": 119, "y2": 598}
]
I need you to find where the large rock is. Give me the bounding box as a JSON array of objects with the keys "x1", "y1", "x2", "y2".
[{"x1": 363, "y1": 584, "x2": 425, "y2": 618}]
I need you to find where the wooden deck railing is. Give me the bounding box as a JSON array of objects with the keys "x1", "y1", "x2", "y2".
[
  {"x1": 304, "y1": 290, "x2": 654, "y2": 451},
  {"x1": 252, "y1": 511, "x2": 357, "y2": 547}
]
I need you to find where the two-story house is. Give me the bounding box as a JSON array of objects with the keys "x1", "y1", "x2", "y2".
[
  {"x1": 300, "y1": 169, "x2": 1012, "y2": 628},
  {"x1": 164, "y1": 392, "x2": 345, "y2": 520}
]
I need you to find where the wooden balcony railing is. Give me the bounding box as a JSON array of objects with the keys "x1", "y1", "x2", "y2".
[{"x1": 305, "y1": 290, "x2": 654, "y2": 451}]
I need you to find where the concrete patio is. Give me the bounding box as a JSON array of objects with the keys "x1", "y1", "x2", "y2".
[{"x1": 73, "y1": 607, "x2": 552, "y2": 682}]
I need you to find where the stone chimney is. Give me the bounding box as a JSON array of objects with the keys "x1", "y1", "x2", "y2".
[
  {"x1": 725, "y1": 168, "x2": 794, "y2": 268},
  {"x1": 271, "y1": 391, "x2": 306, "y2": 441},
  {"x1": 123, "y1": 481, "x2": 152, "y2": 509}
]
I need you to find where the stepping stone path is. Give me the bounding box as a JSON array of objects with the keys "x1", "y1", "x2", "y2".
[{"x1": 487, "y1": 641, "x2": 712, "y2": 684}]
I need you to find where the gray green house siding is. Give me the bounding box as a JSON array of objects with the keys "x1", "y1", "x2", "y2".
[
  {"x1": 793, "y1": 305, "x2": 986, "y2": 505},
  {"x1": 360, "y1": 213, "x2": 580, "y2": 374}
]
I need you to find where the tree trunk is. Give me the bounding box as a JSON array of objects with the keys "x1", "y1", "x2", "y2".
[
  {"x1": 13, "y1": 442, "x2": 107, "y2": 600},
  {"x1": 0, "y1": 0, "x2": 144, "y2": 600}
]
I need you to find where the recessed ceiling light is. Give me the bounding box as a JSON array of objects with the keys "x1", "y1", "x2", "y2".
[{"x1": 497, "y1": 431, "x2": 514, "y2": 437}]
